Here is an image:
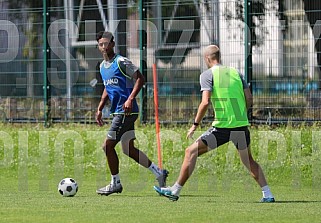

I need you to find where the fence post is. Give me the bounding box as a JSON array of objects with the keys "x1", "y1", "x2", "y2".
[
  {"x1": 244, "y1": 0, "x2": 253, "y2": 120},
  {"x1": 139, "y1": 0, "x2": 147, "y2": 123},
  {"x1": 43, "y1": 0, "x2": 50, "y2": 127},
  {"x1": 244, "y1": 0, "x2": 252, "y2": 85}
]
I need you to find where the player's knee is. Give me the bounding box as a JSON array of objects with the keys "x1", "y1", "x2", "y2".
[
  {"x1": 185, "y1": 147, "x2": 198, "y2": 160},
  {"x1": 103, "y1": 142, "x2": 115, "y2": 154},
  {"x1": 102, "y1": 144, "x2": 109, "y2": 154},
  {"x1": 121, "y1": 139, "x2": 136, "y2": 156},
  {"x1": 121, "y1": 147, "x2": 130, "y2": 156},
  {"x1": 102, "y1": 145, "x2": 108, "y2": 154},
  {"x1": 121, "y1": 142, "x2": 129, "y2": 155},
  {"x1": 102, "y1": 143, "x2": 106, "y2": 152}
]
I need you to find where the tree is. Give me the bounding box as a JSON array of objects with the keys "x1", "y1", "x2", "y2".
[
  {"x1": 229, "y1": 0, "x2": 321, "y2": 88},
  {"x1": 223, "y1": 0, "x2": 276, "y2": 48},
  {"x1": 303, "y1": 0, "x2": 321, "y2": 84}
]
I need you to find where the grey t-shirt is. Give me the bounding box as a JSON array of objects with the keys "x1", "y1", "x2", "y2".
[
  {"x1": 200, "y1": 65, "x2": 249, "y2": 92},
  {"x1": 117, "y1": 56, "x2": 139, "y2": 77},
  {"x1": 102, "y1": 54, "x2": 139, "y2": 78}
]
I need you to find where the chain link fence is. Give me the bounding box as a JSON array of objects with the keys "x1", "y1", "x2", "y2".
[{"x1": 0, "y1": 0, "x2": 320, "y2": 124}]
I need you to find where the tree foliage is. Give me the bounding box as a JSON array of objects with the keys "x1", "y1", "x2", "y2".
[
  {"x1": 303, "y1": 0, "x2": 321, "y2": 75},
  {"x1": 229, "y1": 0, "x2": 321, "y2": 83},
  {"x1": 223, "y1": 0, "x2": 277, "y2": 47}
]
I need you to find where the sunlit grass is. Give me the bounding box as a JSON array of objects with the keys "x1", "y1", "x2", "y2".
[{"x1": 1, "y1": 123, "x2": 321, "y2": 222}]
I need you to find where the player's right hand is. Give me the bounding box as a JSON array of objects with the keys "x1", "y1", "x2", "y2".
[
  {"x1": 186, "y1": 125, "x2": 197, "y2": 139},
  {"x1": 95, "y1": 111, "x2": 104, "y2": 126}
]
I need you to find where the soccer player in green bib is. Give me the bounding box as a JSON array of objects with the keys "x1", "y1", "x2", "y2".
[{"x1": 154, "y1": 45, "x2": 275, "y2": 202}]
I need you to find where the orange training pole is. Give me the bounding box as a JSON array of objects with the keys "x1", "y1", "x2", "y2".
[{"x1": 152, "y1": 63, "x2": 163, "y2": 169}]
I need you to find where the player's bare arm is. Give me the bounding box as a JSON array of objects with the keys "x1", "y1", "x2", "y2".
[
  {"x1": 123, "y1": 70, "x2": 145, "y2": 115},
  {"x1": 96, "y1": 89, "x2": 108, "y2": 126},
  {"x1": 244, "y1": 88, "x2": 253, "y2": 110},
  {"x1": 187, "y1": 90, "x2": 211, "y2": 139}
]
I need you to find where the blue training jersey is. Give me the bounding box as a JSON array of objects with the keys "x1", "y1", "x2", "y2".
[{"x1": 100, "y1": 55, "x2": 139, "y2": 115}]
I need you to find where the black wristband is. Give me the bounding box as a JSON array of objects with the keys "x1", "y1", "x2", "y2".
[{"x1": 193, "y1": 122, "x2": 199, "y2": 126}]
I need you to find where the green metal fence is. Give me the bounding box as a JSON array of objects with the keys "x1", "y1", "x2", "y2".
[
  {"x1": 0, "y1": 0, "x2": 320, "y2": 125},
  {"x1": 248, "y1": 0, "x2": 321, "y2": 123}
]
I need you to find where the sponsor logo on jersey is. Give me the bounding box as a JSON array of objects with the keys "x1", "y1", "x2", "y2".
[{"x1": 104, "y1": 78, "x2": 119, "y2": 86}]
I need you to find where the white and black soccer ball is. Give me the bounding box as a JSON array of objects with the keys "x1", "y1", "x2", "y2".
[{"x1": 58, "y1": 178, "x2": 78, "y2": 197}]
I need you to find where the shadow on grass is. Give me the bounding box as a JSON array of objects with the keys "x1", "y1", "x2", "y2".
[
  {"x1": 271, "y1": 200, "x2": 321, "y2": 203},
  {"x1": 180, "y1": 194, "x2": 219, "y2": 198},
  {"x1": 94, "y1": 193, "x2": 321, "y2": 204},
  {"x1": 116, "y1": 193, "x2": 220, "y2": 200},
  {"x1": 239, "y1": 200, "x2": 321, "y2": 204}
]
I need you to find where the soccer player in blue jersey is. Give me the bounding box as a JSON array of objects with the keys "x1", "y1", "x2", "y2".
[{"x1": 95, "y1": 31, "x2": 168, "y2": 196}]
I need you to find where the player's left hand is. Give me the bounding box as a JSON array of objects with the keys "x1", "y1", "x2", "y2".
[
  {"x1": 187, "y1": 125, "x2": 197, "y2": 139},
  {"x1": 123, "y1": 100, "x2": 133, "y2": 115},
  {"x1": 95, "y1": 111, "x2": 104, "y2": 126}
]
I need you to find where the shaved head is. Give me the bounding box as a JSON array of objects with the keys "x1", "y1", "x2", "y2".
[
  {"x1": 204, "y1": 45, "x2": 220, "y2": 61},
  {"x1": 203, "y1": 45, "x2": 220, "y2": 68}
]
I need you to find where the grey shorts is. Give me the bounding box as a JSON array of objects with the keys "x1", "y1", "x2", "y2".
[
  {"x1": 200, "y1": 126, "x2": 250, "y2": 150},
  {"x1": 107, "y1": 114, "x2": 137, "y2": 142}
]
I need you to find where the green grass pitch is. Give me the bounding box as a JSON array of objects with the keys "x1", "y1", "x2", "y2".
[{"x1": 0, "y1": 123, "x2": 321, "y2": 223}]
